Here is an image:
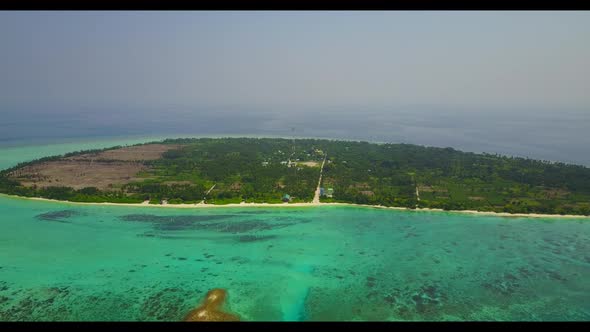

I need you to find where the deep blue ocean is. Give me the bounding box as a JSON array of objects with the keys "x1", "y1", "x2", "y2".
[{"x1": 2, "y1": 108, "x2": 589, "y2": 166}]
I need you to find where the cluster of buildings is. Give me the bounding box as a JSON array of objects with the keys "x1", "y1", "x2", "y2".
[{"x1": 279, "y1": 160, "x2": 298, "y2": 168}]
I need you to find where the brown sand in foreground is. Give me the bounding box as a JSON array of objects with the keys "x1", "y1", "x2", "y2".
[{"x1": 184, "y1": 289, "x2": 240, "y2": 322}]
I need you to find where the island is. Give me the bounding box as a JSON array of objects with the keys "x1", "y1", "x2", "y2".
[{"x1": 1, "y1": 137, "x2": 590, "y2": 216}]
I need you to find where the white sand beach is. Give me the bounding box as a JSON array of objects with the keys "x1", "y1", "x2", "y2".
[{"x1": 2, "y1": 193, "x2": 588, "y2": 219}]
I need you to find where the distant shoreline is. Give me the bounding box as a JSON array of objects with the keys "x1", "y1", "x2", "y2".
[{"x1": 1, "y1": 193, "x2": 588, "y2": 219}]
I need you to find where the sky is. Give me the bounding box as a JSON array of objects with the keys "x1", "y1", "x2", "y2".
[
  {"x1": 1, "y1": 11, "x2": 589, "y2": 113},
  {"x1": 0, "y1": 11, "x2": 589, "y2": 164}
]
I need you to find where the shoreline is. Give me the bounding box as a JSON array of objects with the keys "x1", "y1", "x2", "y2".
[{"x1": 1, "y1": 193, "x2": 588, "y2": 219}]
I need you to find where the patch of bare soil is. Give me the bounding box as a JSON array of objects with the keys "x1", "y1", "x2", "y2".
[
  {"x1": 10, "y1": 161, "x2": 148, "y2": 190},
  {"x1": 8, "y1": 144, "x2": 184, "y2": 191},
  {"x1": 297, "y1": 161, "x2": 320, "y2": 168},
  {"x1": 65, "y1": 144, "x2": 183, "y2": 162}
]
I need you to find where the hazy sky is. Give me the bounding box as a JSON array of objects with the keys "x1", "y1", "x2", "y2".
[{"x1": 1, "y1": 11, "x2": 589, "y2": 115}]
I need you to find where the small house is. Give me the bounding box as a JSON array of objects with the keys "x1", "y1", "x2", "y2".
[
  {"x1": 326, "y1": 188, "x2": 334, "y2": 198},
  {"x1": 282, "y1": 194, "x2": 291, "y2": 202}
]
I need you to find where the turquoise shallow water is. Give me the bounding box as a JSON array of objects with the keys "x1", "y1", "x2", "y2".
[
  {"x1": 0, "y1": 140, "x2": 589, "y2": 321},
  {"x1": 0, "y1": 197, "x2": 589, "y2": 321}
]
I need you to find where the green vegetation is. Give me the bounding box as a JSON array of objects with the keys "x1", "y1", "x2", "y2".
[
  {"x1": 317, "y1": 141, "x2": 590, "y2": 215},
  {"x1": 1, "y1": 137, "x2": 590, "y2": 216},
  {"x1": 137, "y1": 138, "x2": 323, "y2": 204}
]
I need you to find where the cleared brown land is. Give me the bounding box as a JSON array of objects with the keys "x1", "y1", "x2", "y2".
[
  {"x1": 9, "y1": 143, "x2": 183, "y2": 190},
  {"x1": 65, "y1": 144, "x2": 183, "y2": 162},
  {"x1": 10, "y1": 160, "x2": 148, "y2": 190}
]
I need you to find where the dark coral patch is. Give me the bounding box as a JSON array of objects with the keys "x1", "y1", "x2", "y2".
[
  {"x1": 482, "y1": 274, "x2": 520, "y2": 295},
  {"x1": 119, "y1": 214, "x2": 296, "y2": 233},
  {"x1": 219, "y1": 220, "x2": 291, "y2": 233},
  {"x1": 545, "y1": 270, "x2": 567, "y2": 281},
  {"x1": 236, "y1": 235, "x2": 277, "y2": 243},
  {"x1": 35, "y1": 210, "x2": 80, "y2": 223},
  {"x1": 517, "y1": 267, "x2": 533, "y2": 277},
  {"x1": 229, "y1": 256, "x2": 250, "y2": 264},
  {"x1": 235, "y1": 210, "x2": 273, "y2": 215},
  {"x1": 383, "y1": 294, "x2": 396, "y2": 304},
  {"x1": 121, "y1": 214, "x2": 233, "y2": 223},
  {"x1": 140, "y1": 287, "x2": 198, "y2": 320}
]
